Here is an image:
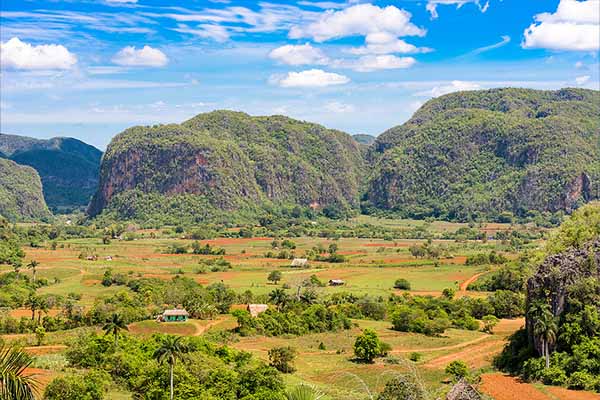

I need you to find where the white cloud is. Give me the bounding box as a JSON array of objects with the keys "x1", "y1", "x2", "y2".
[
  {"x1": 348, "y1": 32, "x2": 432, "y2": 55},
  {"x1": 0, "y1": 37, "x2": 77, "y2": 70},
  {"x1": 575, "y1": 61, "x2": 584, "y2": 68},
  {"x1": 297, "y1": 1, "x2": 346, "y2": 9},
  {"x1": 468, "y1": 35, "x2": 511, "y2": 55},
  {"x1": 173, "y1": 24, "x2": 230, "y2": 42},
  {"x1": 289, "y1": 4, "x2": 425, "y2": 42},
  {"x1": 112, "y1": 45, "x2": 168, "y2": 67},
  {"x1": 271, "y1": 69, "x2": 350, "y2": 87},
  {"x1": 415, "y1": 80, "x2": 482, "y2": 97},
  {"x1": 522, "y1": 0, "x2": 600, "y2": 51},
  {"x1": 426, "y1": 0, "x2": 489, "y2": 19},
  {"x1": 269, "y1": 43, "x2": 329, "y2": 65},
  {"x1": 105, "y1": 0, "x2": 137, "y2": 3},
  {"x1": 325, "y1": 101, "x2": 355, "y2": 113},
  {"x1": 346, "y1": 55, "x2": 416, "y2": 72},
  {"x1": 575, "y1": 75, "x2": 590, "y2": 85}
]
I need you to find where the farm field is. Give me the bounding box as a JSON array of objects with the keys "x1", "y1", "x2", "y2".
[{"x1": 2, "y1": 217, "x2": 596, "y2": 399}]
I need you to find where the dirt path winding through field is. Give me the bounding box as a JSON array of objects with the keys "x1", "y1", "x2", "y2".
[
  {"x1": 189, "y1": 317, "x2": 227, "y2": 336},
  {"x1": 459, "y1": 272, "x2": 485, "y2": 292}
]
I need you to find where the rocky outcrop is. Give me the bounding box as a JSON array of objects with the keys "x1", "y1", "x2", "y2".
[
  {"x1": 366, "y1": 88, "x2": 600, "y2": 221},
  {"x1": 88, "y1": 111, "x2": 365, "y2": 220},
  {"x1": 526, "y1": 239, "x2": 600, "y2": 354},
  {"x1": 0, "y1": 158, "x2": 52, "y2": 221}
]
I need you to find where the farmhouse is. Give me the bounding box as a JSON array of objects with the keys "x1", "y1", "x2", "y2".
[
  {"x1": 328, "y1": 279, "x2": 345, "y2": 286},
  {"x1": 247, "y1": 304, "x2": 268, "y2": 317},
  {"x1": 159, "y1": 308, "x2": 189, "y2": 322},
  {"x1": 291, "y1": 258, "x2": 309, "y2": 268}
]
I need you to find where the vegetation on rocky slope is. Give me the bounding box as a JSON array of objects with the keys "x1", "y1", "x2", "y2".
[
  {"x1": 366, "y1": 88, "x2": 600, "y2": 222},
  {"x1": 0, "y1": 134, "x2": 102, "y2": 212},
  {"x1": 0, "y1": 158, "x2": 51, "y2": 221},
  {"x1": 89, "y1": 110, "x2": 365, "y2": 223}
]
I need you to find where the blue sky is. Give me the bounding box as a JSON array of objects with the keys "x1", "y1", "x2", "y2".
[{"x1": 1, "y1": 0, "x2": 598, "y2": 149}]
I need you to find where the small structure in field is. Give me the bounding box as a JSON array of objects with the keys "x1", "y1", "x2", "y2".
[
  {"x1": 159, "y1": 309, "x2": 189, "y2": 322},
  {"x1": 328, "y1": 279, "x2": 345, "y2": 286},
  {"x1": 105, "y1": 256, "x2": 113, "y2": 261},
  {"x1": 86, "y1": 255, "x2": 97, "y2": 261},
  {"x1": 291, "y1": 258, "x2": 309, "y2": 268},
  {"x1": 247, "y1": 304, "x2": 268, "y2": 317}
]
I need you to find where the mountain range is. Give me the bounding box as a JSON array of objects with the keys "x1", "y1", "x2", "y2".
[{"x1": 1, "y1": 87, "x2": 598, "y2": 223}]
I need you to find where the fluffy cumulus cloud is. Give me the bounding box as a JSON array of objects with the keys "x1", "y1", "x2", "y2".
[
  {"x1": 112, "y1": 45, "x2": 168, "y2": 67},
  {"x1": 348, "y1": 32, "x2": 432, "y2": 55},
  {"x1": 269, "y1": 43, "x2": 329, "y2": 65},
  {"x1": 426, "y1": 0, "x2": 489, "y2": 19},
  {"x1": 347, "y1": 55, "x2": 416, "y2": 72},
  {"x1": 0, "y1": 37, "x2": 77, "y2": 70},
  {"x1": 325, "y1": 101, "x2": 355, "y2": 113},
  {"x1": 522, "y1": 0, "x2": 600, "y2": 51},
  {"x1": 289, "y1": 4, "x2": 425, "y2": 42},
  {"x1": 416, "y1": 80, "x2": 482, "y2": 97},
  {"x1": 271, "y1": 69, "x2": 350, "y2": 87}
]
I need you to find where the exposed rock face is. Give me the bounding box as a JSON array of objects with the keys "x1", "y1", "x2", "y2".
[
  {"x1": 366, "y1": 88, "x2": 600, "y2": 220},
  {"x1": 526, "y1": 239, "x2": 600, "y2": 354},
  {"x1": 89, "y1": 111, "x2": 365, "y2": 219}
]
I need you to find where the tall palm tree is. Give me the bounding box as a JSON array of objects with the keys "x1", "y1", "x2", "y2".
[
  {"x1": 153, "y1": 335, "x2": 188, "y2": 400},
  {"x1": 0, "y1": 344, "x2": 40, "y2": 400},
  {"x1": 102, "y1": 313, "x2": 128, "y2": 348},
  {"x1": 26, "y1": 261, "x2": 39, "y2": 285},
  {"x1": 269, "y1": 288, "x2": 289, "y2": 311},
  {"x1": 530, "y1": 302, "x2": 557, "y2": 368},
  {"x1": 285, "y1": 384, "x2": 324, "y2": 400},
  {"x1": 24, "y1": 293, "x2": 40, "y2": 322}
]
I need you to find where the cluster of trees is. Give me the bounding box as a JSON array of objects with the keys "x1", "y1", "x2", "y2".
[
  {"x1": 164, "y1": 242, "x2": 226, "y2": 256},
  {"x1": 495, "y1": 203, "x2": 600, "y2": 393}
]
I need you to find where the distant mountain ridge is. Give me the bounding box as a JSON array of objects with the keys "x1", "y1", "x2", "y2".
[
  {"x1": 88, "y1": 110, "x2": 365, "y2": 223},
  {"x1": 0, "y1": 133, "x2": 102, "y2": 212},
  {"x1": 366, "y1": 88, "x2": 600, "y2": 221}
]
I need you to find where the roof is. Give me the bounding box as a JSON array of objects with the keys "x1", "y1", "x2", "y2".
[
  {"x1": 329, "y1": 279, "x2": 345, "y2": 283},
  {"x1": 247, "y1": 304, "x2": 268, "y2": 317},
  {"x1": 291, "y1": 258, "x2": 308, "y2": 266},
  {"x1": 163, "y1": 309, "x2": 189, "y2": 316}
]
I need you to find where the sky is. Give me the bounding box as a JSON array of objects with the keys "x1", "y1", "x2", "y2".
[{"x1": 0, "y1": 0, "x2": 599, "y2": 149}]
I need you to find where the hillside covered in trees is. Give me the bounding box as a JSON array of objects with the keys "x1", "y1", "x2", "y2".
[
  {"x1": 0, "y1": 134, "x2": 102, "y2": 212},
  {"x1": 365, "y1": 88, "x2": 600, "y2": 221},
  {"x1": 0, "y1": 158, "x2": 51, "y2": 221},
  {"x1": 89, "y1": 111, "x2": 365, "y2": 223}
]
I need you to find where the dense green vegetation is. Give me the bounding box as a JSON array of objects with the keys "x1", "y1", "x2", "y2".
[
  {"x1": 0, "y1": 158, "x2": 52, "y2": 222},
  {"x1": 366, "y1": 88, "x2": 600, "y2": 222},
  {"x1": 89, "y1": 111, "x2": 365, "y2": 223},
  {"x1": 495, "y1": 202, "x2": 600, "y2": 392},
  {"x1": 0, "y1": 134, "x2": 102, "y2": 213}
]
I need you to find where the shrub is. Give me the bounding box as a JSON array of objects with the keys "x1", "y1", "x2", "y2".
[
  {"x1": 353, "y1": 329, "x2": 382, "y2": 363},
  {"x1": 568, "y1": 371, "x2": 596, "y2": 390},
  {"x1": 445, "y1": 360, "x2": 469, "y2": 380},
  {"x1": 409, "y1": 352, "x2": 422, "y2": 362},
  {"x1": 268, "y1": 346, "x2": 296, "y2": 373},
  {"x1": 542, "y1": 366, "x2": 568, "y2": 386},
  {"x1": 393, "y1": 279, "x2": 411, "y2": 290}
]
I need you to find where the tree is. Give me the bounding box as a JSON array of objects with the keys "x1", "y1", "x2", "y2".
[
  {"x1": 24, "y1": 292, "x2": 41, "y2": 321},
  {"x1": 102, "y1": 313, "x2": 128, "y2": 348},
  {"x1": 285, "y1": 384, "x2": 324, "y2": 400},
  {"x1": 153, "y1": 335, "x2": 188, "y2": 400},
  {"x1": 482, "y1": 315, "x2": 499, "y2": 334},
  {"x1": 442, "y1": 287, "x2": 456, "y2": 300},
  {"x1": 529, "y1": 302, "x2": 557, "y2": 369},
  {"x1": 0, "y1": 344, "x2": 39, "y2": 400},
  {"x1": 268, "y1": 346, "x2": 296, "y2": 373},
  {"x1": 445, "y1": 360, "x2": 469, "y2": 380},
  {"x1": 353, "y1": 328, "x2": 381, "y2": 363},
  {"x1": 26, "y1": 260, "x2": 39, "y2": 285},
  {"x1": 268, "y1": 271, "x2": 283, "y2": 285},
  {"x1": 269, "y1": 289, "x2": 289, "y2": 311},
  {"x1": 34, "y1": 326, "x2": 46, "y2": 347}
]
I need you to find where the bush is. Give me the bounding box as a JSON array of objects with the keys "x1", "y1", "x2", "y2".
[
  {"x1": 542, "y1": 366, "x2": 568, "y2": 386},
  {"x1": 393, "y1": 279, "x2": 411, "y2": 290},
  {"x1": 377, "y1": 375, "x2": 426, "y2": 400},
  {"x1": 445, "y1": 360, "x2": 469, "y2": 380},
  {"x1": 353, "y1": 329, "x2": 383, "y2": 363},
  {"x1": 568, "y1": 371, "x2": 596, "y2": 390},
  {"x1": 268, "y1": 346, "x2": 296, "y2": 373},
  {"x1": 409, "y1": 352, "x2": 422, "y2": 362}
]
